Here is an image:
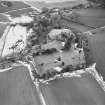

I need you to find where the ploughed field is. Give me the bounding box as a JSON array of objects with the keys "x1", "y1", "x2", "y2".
[{"x1": 40, "y1": 72, "x2": 105, "y2": 105}]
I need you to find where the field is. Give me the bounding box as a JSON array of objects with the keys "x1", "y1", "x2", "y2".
[
  {"x1": 86, "y1": 30, "x2": 105, "y2": 80},
  {"x1": 60, "y1": 19, "x2": 92, "y2": 32},
  {"x1": 59, "y1": 8, "x2": 105, "y2": 33},
  {"x1": 34, "y1": 45, "x2": 85, "y2": 76},
  {"x1": 40, "y1": 72, "x2": 105, "y2": 105},
  {"x1": 5, "y1": 7, "x2": 34, "y2": 18},
  {"x1": 0, "y1": 65, "x2": 105, "y2": 105},
  {"x1": 0, "y1": 1, "x2": 105, "y2": 105},
  {"x1": 0, "y1": 14, "x2": 10, "y2": 22},
  {"x1": 76, "y1": 8, "x2": 105, "y2": 28},
  {"x1": 25, "y1": 0, "x2": 86, "y2": 9},
  {"x1": 0, "y1": 23, "x2": 8, "y2": 38},
  {"x1": 0, "y1": 66, "x2": 41, "y2": 105},
  {"x1": 0, "y1": 1, "x2": 30, "y2": 13}
]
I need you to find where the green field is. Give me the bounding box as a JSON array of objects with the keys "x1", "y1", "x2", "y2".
[
  {"x1": 0, "y1": 66, "x2": 41, "y2": 105},
  {"x1": 40, "y1": 73, "x2": 105, "y2": 105},
  {"x1": 0, "y1": 1, "x2": 30, "y2": 13}
]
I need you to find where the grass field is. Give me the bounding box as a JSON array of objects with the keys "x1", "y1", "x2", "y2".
[
  {"x1": 0, "y1": 1, "x2": 30, "y2": 13},
  {"x1": 5, "y1": 7, "x2": 34, "y2": 18},
  {"x1": 0, "y1": 14, "x2": 10, "y2": 22},
  {"x1": 0, "y1": 66, "x2": 41, "y2": 105},
  {"x1": 86, "y1": 30, "x2": 105, "y2": 80},
  {"x1": 40, "y1": 73, "x2": 105, "y2": 105}
]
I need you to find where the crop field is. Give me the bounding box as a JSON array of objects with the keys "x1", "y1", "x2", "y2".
[
  {"x1": 0, "y1": 23, "x2": 8, "y2": 38},
  {"x1": 86, "y1": 30, "x2": 105, "y2": 80},
  {"x1": 0, "y1": 14, "x2": 10, "y2": 22},
  {"x1": 0, "y1": 66, "x2": 41, "y2": 105},
  {"x1": 5, "y1": 7, "x2": 34, "y2": 18},
  {"x1": 0, "y1": 1, "x2": 30, "y2": 13},
  {"x1": 40, "y1": 72, "x2": 105, "y2": 105}
]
